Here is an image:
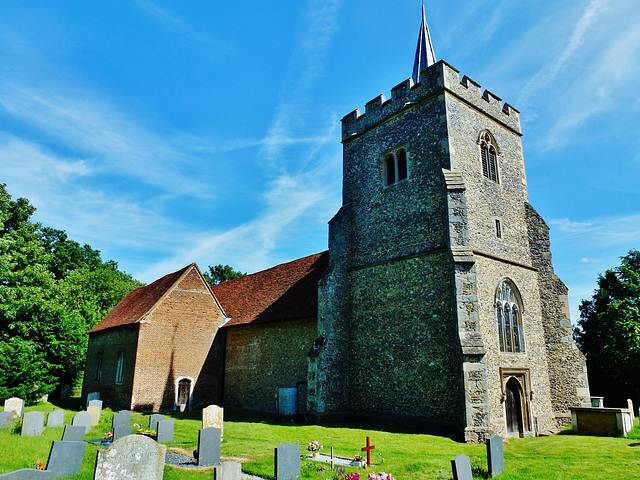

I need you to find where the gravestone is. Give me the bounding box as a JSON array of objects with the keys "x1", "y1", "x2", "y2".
[
  {"x1": 21, "y1": 411, "x2": 45, "y2": 436},
  {"x1": 486, "y1": 435, "x2": 504, "y2": 477},
  {"x1": 149, "y1": 414, "x2": 163, "y2": 432},
  {"x1": 215, "y1": 460, "x2": 242, "y2": 480},
  {"x1": 72, "y1": 411, "x2": 92, "y2": 434},
  {"x1": 113, "y1": 424, "x2": 132, "y2": 441},
  {"x1": 157, "y1": 419, "x2": 174, "y2": 443},
  {"x1": 198, "y1": 427, "x2": 221, "y2": 467},
  {"x1": 112, "y1": 410, "x2": 131, "y2": 430},
  {"x1": 94, "y1": 435, "x2": 166, "y2": 480},
  {"x1": 87, "y1": 405, "x2": 101, "y2": 426},
  {"x1": 202, "y1": 405, "x2": 224, "y2": 439},
  {"x1": 0, "y1": 469, "x2": 53, "y2": 479},
  {"x1": 4, "y1": 397, "x2": 25, "y2": 419},
  {"x1": 451, "y1": 454, "x2": 473, "y2": 480},
  {"x1": 46, "y1": 440, "x2": 87, "y2": 478},
  {"x1": 88, "y1": 399, "x2": 103, "y2": 411},
  {"x1": 62, "y1": 424, "x2": 87, "y2": 441},
  {"x1": 275, "y1": 443, "x2": 300, "y2": 480},
  {"x1": 46, "y1": 410, "x2": 64, "y2": 428},
  {"x1": 0, "y1": 411, "x2": 14, "y2": 428},
  {"x1": 86, "y1": 392, "x2": 100, "y2": 406},
  {"x1": 60, "y1": 385, "x2": 71, "y2": 399}
]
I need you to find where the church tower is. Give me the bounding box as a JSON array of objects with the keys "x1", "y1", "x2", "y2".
[{"x1": 308, "y1": 7, "x2": 589, "y2": 441}]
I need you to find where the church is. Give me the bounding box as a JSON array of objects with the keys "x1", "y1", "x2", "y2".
[{"x1": 82, "y1": 8, "x2": 590, "y2": 442}]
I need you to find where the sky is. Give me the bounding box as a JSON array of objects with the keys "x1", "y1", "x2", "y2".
[{"x1": 0, "y1": 0, "x2": 638, "y2": 322}]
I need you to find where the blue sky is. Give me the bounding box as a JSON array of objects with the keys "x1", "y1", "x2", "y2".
[{"x1": 0, "y1": 0, "x2": 638, "y2": 322}]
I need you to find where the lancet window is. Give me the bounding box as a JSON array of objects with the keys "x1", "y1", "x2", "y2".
[
  {"x1": 384, "y1": 147, "x2": 408, "y2": 186},
  {"x1": 496, "y1": 281, "x2": 524, "y2": 353}
]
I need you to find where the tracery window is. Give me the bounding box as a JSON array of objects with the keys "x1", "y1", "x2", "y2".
[
  {"x1": 496, "y1": 281, "x2": 524, "y2": 353},
  {"x1": 478, "y1": 131, "x2": 498, "y2": 182},
  {"x1": 383, "y1": 147, "x2": 408, "y2": 186}
]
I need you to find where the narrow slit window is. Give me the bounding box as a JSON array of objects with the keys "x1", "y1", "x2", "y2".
[
  {"x1": 115, "y1": 351, "x2": 125, "y2": 385},
  {"x1": 495, "y1": 219, "x2": 502, "y2": 238},
  {"x1": 95, "y1": 352, "x2": 103, "y2": 381}
]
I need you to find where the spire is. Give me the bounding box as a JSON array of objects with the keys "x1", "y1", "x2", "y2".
[{"x1": 412, "y1": 3, "x2": 436, "y2": 84}]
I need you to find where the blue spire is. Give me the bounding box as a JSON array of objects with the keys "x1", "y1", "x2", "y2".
[{"x1": 412, "y1": 3, "x2": 436, "y2": 84}]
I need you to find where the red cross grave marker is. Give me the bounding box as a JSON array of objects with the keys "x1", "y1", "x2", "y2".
[{"x1": 361, "y1": 436, "x2": 376, "y2": 466}]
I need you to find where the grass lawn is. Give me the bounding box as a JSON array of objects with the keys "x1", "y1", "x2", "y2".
[{"x1": 1, "y1": 402, "x2": 640, "y2": 479}]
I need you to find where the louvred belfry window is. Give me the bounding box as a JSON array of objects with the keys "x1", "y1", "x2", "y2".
[
  {"x1": 479, "y1": 131, "x2": 499, "y2": 183},
  {"x1": 383, "y1": 147, "x2": 409, "y2": 186}
]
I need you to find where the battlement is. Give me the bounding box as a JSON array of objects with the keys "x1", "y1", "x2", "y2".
[{"x1": 342, "y1": 60, "x2": 521, "y2": 141}]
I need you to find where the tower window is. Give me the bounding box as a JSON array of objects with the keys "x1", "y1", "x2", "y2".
[
  {"x1": 478, "y1": 131, "x2": 499, "y2": 183},
  {"x1": 383, "y1": 147, "x2": 408, "y2": 186},
  {"x1": 495, "y1": 219, "x2": 502, "y2": 238},
  {"x1": 496, "y1": 281, "x2": 524, "y2": 353}
]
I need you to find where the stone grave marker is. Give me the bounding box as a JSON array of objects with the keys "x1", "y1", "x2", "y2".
[
  {"x1": 112, "y1": 410, "x2": 131, "y2": 430},
  {"x1": 21, "y1": 411, "x2": 44, "y2": 436},
  {"x1": 149, "y1": 414, "x2": 163, "y2": 432},
  {"x1": 4, "y1": 397, "x2": 25, "y2": 419},
  {"x1": 198, "y1": 427, "x2": 221, "y2": 467},
  {"x1": 486, "y1": 435, "x2": 504, "y2": 477},
  {"x1": 215, "y1": 460, "x2": 242, "y2": 480},
  {"x1": 157, "y1": 419, "x2": 174, "y2": 443},
  {"x1": 451, "y1": 454, "x2": 473, "y2": 480},
  {"x1": 72, "y1": 411, "x2": 92, "y2": 434},
  {"x1": 46, "y1": 410, "x2": 64, "y2": 428},
  {"x1": 0, "y1": 411, "x2": 13, "y2": 428},
  {"x1": 87, "y1": 405, "x2": 101, "y2": 426},
  {"x1": 0, "y1": 469, "x2": 53, "y2": 479},
  {"x1": 275, "y1": 443, "x2": 300, "y2": 480},
  {"x1": 60, "y1": 385, "x2": 71, "y2": 399},
  {"x1": 62, "y1": 424, "x2": 87, "y2": 441},
  {"x1": 94, "y1": 435, "x2": 166, "y2": 480},
  {"x1": 46, "y1": 440, "x2": 87, "y2": 478},
  {"x1": 86, "y1": 392, "x2": 100, "y2": 406},
  {"x1": 203, "y1": 404, "x2": 224, "y2": 439},
  {"x1": 113, "y1": 424, "x2": 132, "y2": 441}
]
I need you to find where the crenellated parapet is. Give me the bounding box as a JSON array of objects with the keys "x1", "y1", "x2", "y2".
[{"x1": 341, "y1": 60, "x2": 521, "y2": 141}]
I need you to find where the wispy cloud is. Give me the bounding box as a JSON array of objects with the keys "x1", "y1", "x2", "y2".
[{"x1": 549, "y1": 213, "x2": 640, "y2": 249}]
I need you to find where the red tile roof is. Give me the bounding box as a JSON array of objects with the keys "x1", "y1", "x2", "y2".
[
  {"x1": 211, "y1": 251, "x2": 328, "y2": 327},
  {"x1": 88, "y1": 264, "x2": 193, "y2": 333}
]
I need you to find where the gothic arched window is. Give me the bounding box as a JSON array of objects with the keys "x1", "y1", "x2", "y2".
[
  {"x1": 496, "y1": 281, "x2": 524, "y2": 353},
  {"x1": 383, "y1": 147, "x2": 408, "y2": 186},
  {"x1": 478, "y1": 131, "x2": 499, "y2": 183}
]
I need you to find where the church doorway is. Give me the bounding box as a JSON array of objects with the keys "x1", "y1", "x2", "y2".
[
  {"x1": 177, "y1": 378, "x2": 192, "y2": 411},
  {"x1": 505, "y1": 377, "x2": 524, "y2": 436},
  {"x1": 500, "y1": 369, "x2": 531, "y2": 437}
]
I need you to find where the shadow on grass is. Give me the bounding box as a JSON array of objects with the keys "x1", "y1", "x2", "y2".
[{"x1": 48, "y1": 397, "x2": 83, "y2": 411}]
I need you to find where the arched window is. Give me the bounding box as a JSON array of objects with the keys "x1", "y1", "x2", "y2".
[
  {"x1": 496, "y1": 281, "x2": 524, "y2": 353},
  {"x1": 478, "y1": 131, "x2": 498, "y2": 183},
  {"x1": 383, "y1": 147, "x2": 408, "y2": 186}
]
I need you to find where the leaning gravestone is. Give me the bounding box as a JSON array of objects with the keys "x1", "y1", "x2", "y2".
[
  {"x1": 21, "y1": 411, "x2": 45, "y2": 437},
  {"x1": 451, "y1": 454, "x2": 473, "y2": 480},
  {"x1": 202, "y1": 405, "x2": 224, "y2": 440},
  {"x1": 46, "y1": 440, "x2": 87, "y2": 478},
  {"x1": 198, "y1": 427, "x2": 221, "y2": 467},
  {"x1": 46, "y1": 410, "x2": 64, "y2": 428},
  {"x1": 157, "y1": 420, "x2": 174, "y2": 443},
  {"x1": 87, "y1": 405, "x2": 101, "y2": 427},
  {"x1": 0, "y1": 469, "x2": 53, "y2": 479},
  {"x1": 72, "y1": 411, "x2": 92, "y2": 434},
  {"x1": 275, "y1": 443, "x2": 300, "y2": 480},
  {"x1": 94, "y1": 435, "x2": 166, "y2": 480},
  {"x1": 486, "y1": 435, "x2": 504, "y2": 477},
  {"x1": 215, "y1": 460, "x2": 242, "y2": 480},
  {"x1": 62, "y1": 424, "x2": 86, "y2": 441},
  {"x1": 113, "y1": 423, "x2": 132, "y2": 441},
  {"x1": 149, "y1": 414, "x2": 163, "y2": 432},
  {"x1": 4, "y1": 397, "x2": 25, "y2": 419},
  {"x1": 86, "y1": 392, "x2": 100, "y2": 406},
  {"x1": 112, "y1": 410, "x2": 131, "y2": 430},
  {"x1": 0, "y1": 411, "x2": 14, "y2": 428}
]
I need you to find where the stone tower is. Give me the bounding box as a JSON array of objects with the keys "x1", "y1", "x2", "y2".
[{"x1": 306, "y1": 59, "x2": 589, "y2": 441}]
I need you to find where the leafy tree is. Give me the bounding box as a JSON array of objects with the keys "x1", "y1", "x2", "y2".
[
  {"x1": 39, "y1": 227, "x2": 102, "y2": 280},
  {"x1": 574, "y1": 249, "x2": 640, "y2": 407},
  {"x1": 203, "y1": 264, "x2": 246, "y2": 285}
]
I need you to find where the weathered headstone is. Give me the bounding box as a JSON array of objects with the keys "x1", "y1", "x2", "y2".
[
  {"x1": 87, "y1": 405, "x2": 101, "y2": 427},
  {"x1": 486, "y1": 435, "x2": 504, "y2": 477},
  {"x1": 198, "y1": 427, "x2": 221, "y2": 467},
  {"x1": 275, "y1": 443, "x2": 300, "y2": 480},
  {"x1": 62, "y1": 424, "x2": 86, "y2": 441},
  {"x1": 88, "y1": 399, "x2": 103, "y2": 414},
  {"x1": 112, "y1": 410, "x2": 131, "y2": 430},
  {"x1": 72, "y1": 411, "x2": 92, "y2": 434},
  {"x1": 46, "y1": 440, "x2": 87, "y2": 478},
  {"x1": 202, "y1": 405, "x2": 224, "y2": 439},
  {"x1": 149, "y1": 414, "x2": 163, "y2": 432},
  {"x1": 86, "y1": 392, "x2": 100, "y2": 406},
  {"x1": 451, "y1": 454, "x2": 473, "y2": 480},
  {"x1": 0, "y1": 469, "x2": 53, "y2": 479},
  {"x1": 4, "y1": 397, "x2": 25, "y2": 419},
  {"x1": 215, "y1": 460, "x2": 242, "y2": 480},
  {"x1": 46, "y1": 410, "x2": 64, "y2": 428},
  {"x1": 21, "y1": 411, "x2": 45, "y2": 437},
  {"x1": 94, "y1": 435, "x2": 166, "y2": 480},
  {"x1": 0, "y1": 411, "x2": 14, "y2": 428},
  {"x1": 157, "y1": 419, "x2": 174, "y2": 443},
  {"x1": 113, "y1": 424, "x2": 132, "y2": 441},
  {"x1": 60, "y1": 385, "x2": 71, "y2": 399}
]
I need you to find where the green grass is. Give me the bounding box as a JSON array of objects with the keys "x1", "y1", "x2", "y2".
[{"x1": 1, "y1": 403, "x2": 640, "y2": 479}]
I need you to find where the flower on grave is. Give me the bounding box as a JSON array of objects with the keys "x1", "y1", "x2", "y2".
[
  {"x1": 307, "y1": 440, "x2": 323, "y2": 452},
  {"x1": 36, "y1": 462, "x2": 44, "y2": 470},
  {"x1": 368, "y1": 473, "x2": 395, "y2": 480},
  {"x1": 103, "y1": 432, "x2": 114, "y2": 442},
  {"x1": 354, "y1": 454, "x2": 364, "y2": 462}
]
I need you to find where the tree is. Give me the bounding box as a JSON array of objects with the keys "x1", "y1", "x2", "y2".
[
  {"x1": 203, "y1": 264, "x2": 246, "y2": 285},
  {"x1": 39, "y1": 227, "x2": 102, "y2": 280},
  {"x1": 574, "y1": 249, "x2": 640, "y2": 407}
]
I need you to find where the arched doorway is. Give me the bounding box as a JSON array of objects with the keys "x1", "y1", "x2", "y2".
[
  {"x1": 505, "y1": 377, "x2": 524, "y2": 437},
  {"x1": 177, "y1": 378, "x2": 192, "y2": 411}
]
